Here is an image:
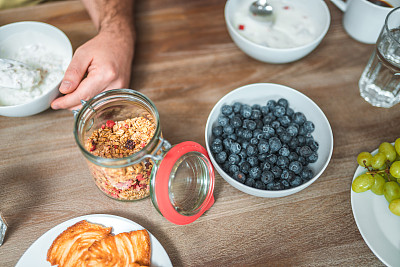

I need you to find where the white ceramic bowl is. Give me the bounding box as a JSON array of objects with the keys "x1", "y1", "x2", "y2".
[
  {"x1": 205, "y1": 83, "x2": 333, "y2": 197},
  {"x1": 0, "y1": 21, "x2": 72, "y2": 117},
  {"x1": 224, "y1": 0, "x2": 331, "y2": 64}
]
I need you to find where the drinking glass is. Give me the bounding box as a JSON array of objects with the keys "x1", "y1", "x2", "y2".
[{"x1": 359, "y1": 6, "x2": 400, "y2": 108}]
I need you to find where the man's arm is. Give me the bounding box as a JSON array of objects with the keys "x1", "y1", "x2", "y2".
[{"x1": 51, "y1": 0, "x2": 135, "y2": 110}]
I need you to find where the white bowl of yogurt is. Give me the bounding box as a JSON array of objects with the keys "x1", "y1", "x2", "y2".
[
  {"x1": 225, "y1": 0, "x2": 331, "y2": 64},
  {"x1": 0, "y1": 21, "x2": 72, "y2": 117}
]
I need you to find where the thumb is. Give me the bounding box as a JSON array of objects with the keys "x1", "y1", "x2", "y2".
[{"x1": 59, "y1": 50, "x2": 92, "y2": 94}]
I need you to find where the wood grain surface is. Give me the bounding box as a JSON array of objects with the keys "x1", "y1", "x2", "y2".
[{"x1": 0, "y1": 0, "x2": 398, "y2": 266}]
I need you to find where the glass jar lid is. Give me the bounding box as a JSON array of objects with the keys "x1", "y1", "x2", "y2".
[{"x1": 151, "y1": 141, "x2": 215, "y2": 225}]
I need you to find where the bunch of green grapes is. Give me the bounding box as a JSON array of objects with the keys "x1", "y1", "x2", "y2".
[{"x1": 352, "y1": 139, "x2": 400, "y2": 216}]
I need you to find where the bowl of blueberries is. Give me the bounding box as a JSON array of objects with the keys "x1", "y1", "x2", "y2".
[{"x1": 205, "y1": 83, "x2": 333, "y2": 197}]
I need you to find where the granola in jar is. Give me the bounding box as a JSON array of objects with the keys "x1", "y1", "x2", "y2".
[{"x1": 85, "y1": 117, "x2": 156, "y2": 200}]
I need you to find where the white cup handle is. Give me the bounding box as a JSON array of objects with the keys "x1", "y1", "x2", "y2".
[{"x1": 330, "y1": 0, "x2": 347, "y2": 11}]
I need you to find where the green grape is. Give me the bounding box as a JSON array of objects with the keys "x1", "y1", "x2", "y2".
[
  {"x1": 383, "y1": 181, "x2": 400, "y2": 203},
  {"x1": 390, "y1": 161, "x2": 400, "y2": 178},
  {"x1": 389, "y1": 198, "x2": 400, "y2": 216},
  {"x1": 357, "y1": 152, "x2": 372, "y2": 167},
  {"x1": 379, "y1": 142, "x2": 397, "y2": 162},
  {"x1": 371, "y1": 152, "x2": 386, "y2": 170},
  {"x1": 371, "y1": 174, "x2": 385, "y2": 195},
  {"x1": 395, "y1": 138, "x2": 400, "y2": 156},
  {"x1": 352, "y1": 174, "x2": 374, "y2": 193}
]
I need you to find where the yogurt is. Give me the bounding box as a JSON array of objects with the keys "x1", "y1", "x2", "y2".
[
  {"x1": 233, "y1": 0, "x2": 317, "y2": 49},
  {"x1": 0, "y1": 44, "x2": 66, "y2": 106}
]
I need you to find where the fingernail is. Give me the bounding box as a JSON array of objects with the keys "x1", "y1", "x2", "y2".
[
  {"x1": 52, "y1": 103, "x2": 59, "y2": 110},
  {"x1": 59, "y1": 81, "x2": 71, "y2": 93}
]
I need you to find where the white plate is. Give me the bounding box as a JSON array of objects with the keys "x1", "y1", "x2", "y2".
[
  {"x1": 15, "y1": 214, "x2": 172, "y2": 267},
  {"x1": 351, "y1": 147, "x2": 400, "y2": 267}
]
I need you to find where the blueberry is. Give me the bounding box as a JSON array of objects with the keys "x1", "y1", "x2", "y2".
[
  {"x1": 218, "y1": 115, "x2": 229, "y2": 126},
  {"x1": 277, "y1": 156, "x2": 289, "y2": 168},
  {"x1": 236, "y1": 128, "x2": 244, "y2": 138},
  {"x1": 250, "y1": 137, "x2": 258, "y2": 145},
  {"x1": 211, "y1": 143, "x2": 223, "y2": 154},
  {"x1": 253, "y1": 129, "x2": 263, "y2": 140},
  {"x1": 279, "y1": 146, "x2": 290, "y2": 157},
  {"x1": 279, "y1": 132, "x2": 292, "y2": 144},
  {"x1": 289, "y1": 161, "x2": 303, "y2": 174},
  {"x1": 309, "y1": 140, "x2": 319, "y2": 151},
  {"x1": 233, "y1": 102, "x2": 242, "y2": 113},
  {"x1": 303, "y1": 121, "x2": 315, "y2": 133},
  {"x1": 299, "y1": 146, "x2": 313, "y2": 157},
  {"x1": 255, "y1": 119, "x2": 263, "y2": 129},
  {"x1": 212, "y1": 138, "x2": 222, "y2": 146},
  {"x1": 287, "y1": 125, "x2": 298, "y2": 137},
  {"x1": 262, "y1": 125, "x2": 275, "y2": 139},
  {"x1": 266, "y1": 100, "x2": 277, "y2": 110},
  {"x1": 240, "y1": 105, "x2": 252, "y2": 118},
  {"x1": 258, "y1": 141, "x2": 269, "y2": 154},
  {"x1": 288, "y1": 138, "x2": 299, "y2": 150},
  {"x1": 223, "y1": 138, "x2": 233, "y2": 150},
  {"x1": 242, "y1": 129, "x2": 253, "y2": 140},
  {"x1": 271, "y1": 120, "x2": 280, "y2": 129},
  {"x1": 301, "y1": 167, "x2": 313, "y2": 181},
  {"x1": 244, "y1": 120, "x2": 256, "y2": 130},
  {"x1": 293, "y1": 112, "x2": 306, "y2": 125},
  {"x1": 247, "y1": 156, "x2": 259, "y2": 167},
  {"x1": 261, "y1": 106, "x2": 269, "y2": 115},
  {"x1": 307, "y1": 152, "x2": 318, "y2": 163},
  {"x1": 269, "y1": 137, "x2": 282, "y2": 153},
  {"x1": 261, "y1": 170, "x2": 274, "y2": 184},
  {"x1": 228, "y1": 154, "x2": 240, "y2": 165},
  {"x1": 262, "y1": 161, "x2": 271, "y2": 171},
  {"x1": 246, "y1": 145, "x2": 257, "y2": 156},
  {"x1": 227, "y1": 134, "x2": 237, "y2": 141},
  {"x1": 230, "y1": 142, "x2": 241, "y2": 154},
  {"x1": 277, "y1": 98, "x2": 289, "y2": 108},
  {"x1": 278, "y1": 115, "x2": 291, "y2": 127},
  {"x1": 238, "y1": 150, "x2": 247, "y2": 161},
  {"x1": 233, "y1": 172, "x2": 246, "y2": 183},
  {"x1": 245, "y1": 178, "x2": 256, "y2": 187},
  {"x1": 276, "y1": 126, "x2": 285, "y2": 135},
  {"x1": 266, "y1": 154, "x2": 278, "y2": 164},
  {"x1": 249, "y1": 166, "x2": 262, "y2": 179},
  {"x1": 271, "y1": 166, "x2": 282, "y2": 179},
  {"x1": 228, "y1": 164, "x2": 240, "y2": 174},
  {"x1": 281, "y1": 179, "x2": 290, "y2": 189},
  {"x1": 288, "y1": 152, "x2": 299, "y2": 162},
  {"x1": 290, "y1": 176, "x2": 303, "y2": 187},
  {"x1": 241, "y1": 141, "x2": 249, "y2": 150},
  {"x1": 298, "y1": 126, "x2": 307, "y2": 136},
  {"x1": 212, "y1": 126, "x2": 223, "y2": 137},
  {"x1": 297, "y1": 135, "x2": 306, "y2": 146},
  {"x1": 215, "y1": 151, "x2": 227, "y2": 163},
  {"x1": 281, "y1": 169, "x2": 294, "y2": 180},
  {"x1": 263, "y1": 114, "x2": 276, "y2": 125},
  {"x1": 298, "y1": 156, "x2": 306, "y2": 166},
  {"x1": 286, "y1": 107, "x2": 294, "y2": 117},
  {"x1": 251, "y1": 109, "x2": 262, "y2": 120},
  {"x1": 258, "y1": 153, "x2": 268, "y2": 162},
  {"x1": 221, "y1": 104, "x2": 233, "y2": 116},
  {"x1": 271, "y1": 182, "x2": 284, "y2": 190},
  {"x1": 273, "y1": 105, "x2": 286, "y2": 117},
  {"x1": 239, "y1": 161, "x2": 251, "y2": 174},
  {"x1": 223, "y1": 125, "x2": 234, "y2": 135},
  {"x1": 255, "y1": 180, "x2": 265, "y2": 190},
  {"x1": 231, "y1": 116, "x2": 242, "y2": 128}
]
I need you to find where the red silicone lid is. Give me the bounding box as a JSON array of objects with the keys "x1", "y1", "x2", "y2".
[{"x1": 154, "y1": 141, "x2": 215, "y2": 225}]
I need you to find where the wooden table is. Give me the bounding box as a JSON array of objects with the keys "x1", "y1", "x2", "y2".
[{"x1": 0, "y1": 1, "x2": 397, "y2": 266}]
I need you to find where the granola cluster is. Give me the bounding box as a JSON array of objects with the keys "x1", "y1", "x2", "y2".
[{"x1": 85, "y1": 117, "x2": 156, "y2": 200}]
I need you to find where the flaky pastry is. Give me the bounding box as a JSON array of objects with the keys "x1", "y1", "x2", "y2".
[{"x1": 47, "y1": 220, "x2": 112, "y2": 267}]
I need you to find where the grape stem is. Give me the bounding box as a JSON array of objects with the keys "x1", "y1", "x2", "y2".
[{"x1": 364, "y1": 160, "x2": 392, "y2": 182}]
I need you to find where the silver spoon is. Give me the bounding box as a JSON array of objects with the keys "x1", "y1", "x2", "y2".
[
  {"x1": 0, "y1": 58, "x2": 42, "y2": 89},
  {"x1": 250, "y1": 0, "x2": 275, "y2": 22}
]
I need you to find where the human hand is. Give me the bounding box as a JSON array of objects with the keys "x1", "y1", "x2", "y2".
[{"x1": 51, "y1": 29, "x2": 134, "y2": 110}]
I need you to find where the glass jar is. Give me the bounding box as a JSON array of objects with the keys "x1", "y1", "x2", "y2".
[{"x1": 74, "y1": 89, "x2": 215, "y2": 225}]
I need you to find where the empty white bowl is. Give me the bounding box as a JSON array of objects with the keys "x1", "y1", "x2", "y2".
[
  {"x1": 224, "y1": 0, "x2": 331, "y2": 63},
  {"x1": 205, "y1": 83, "x2": 333, "y2": 197},
  {"x1": 0, "y1": 21, "x2": 72, "y2": 117}
]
